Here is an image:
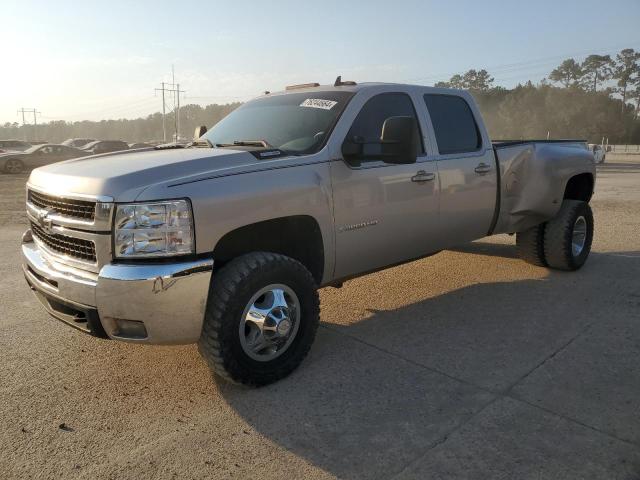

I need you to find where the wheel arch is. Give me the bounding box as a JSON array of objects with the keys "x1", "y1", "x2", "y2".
[
  {"x1": 563, "y1": 172, "x2": 594, "y2": 203},
  {"x1": 212, "y1": 215, "x2": 325, "y2": 285}
]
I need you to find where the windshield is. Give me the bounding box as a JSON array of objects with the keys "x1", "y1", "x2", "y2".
[
  {"x1": 202, "y1": 91, "x2": 354, "y2": 155},
  {"x1": 24, "y1": 145, "x2": 42, "y2": 153}
]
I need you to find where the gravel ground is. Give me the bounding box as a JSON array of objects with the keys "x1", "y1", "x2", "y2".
[{"x1": 0, "y1": 156, "x2": 639, "y2": 479}]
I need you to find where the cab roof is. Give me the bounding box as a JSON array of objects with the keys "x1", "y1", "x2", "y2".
[{"x1": 265, "y1": 82, "x2": 466, "y2": 98}]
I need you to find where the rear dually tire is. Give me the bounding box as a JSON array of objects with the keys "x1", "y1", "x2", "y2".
[
  {"x1": 516, "y1": 223, "x2": 547, "y2": 267},
  {"x1": 543, "y1": 200, "x2": 593, "y2": 271}
]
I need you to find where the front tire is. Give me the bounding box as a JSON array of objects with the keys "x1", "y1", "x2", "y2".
[
  {"x1": 198, "y1": 252, "x2": 319, "y2": 386},
  {"x1": 544, "y1": 200, "x2": 593, "y2": 271}
]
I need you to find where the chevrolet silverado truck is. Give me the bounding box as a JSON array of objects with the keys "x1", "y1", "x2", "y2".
[{"x1": 21, "y1": 80, "x2": 595, "y2": 386}]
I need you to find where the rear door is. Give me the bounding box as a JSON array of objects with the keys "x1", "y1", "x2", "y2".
[
  {"x1": 34, "y1": 145, "x2": 55, "y2": 166},
  {"x1": 59, "y1": 145, "x2": 80, "y2": 160},
  {"x1": 423, "y1": 94, "x2": 497, "y2": 244},
  {"x1": 331, "y1": 92, "x2": 440, "y2": 279}
]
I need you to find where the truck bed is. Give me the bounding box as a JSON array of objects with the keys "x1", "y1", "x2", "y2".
[{"x1": 489, "y1": 139, "x2": 593, "y2": 235}]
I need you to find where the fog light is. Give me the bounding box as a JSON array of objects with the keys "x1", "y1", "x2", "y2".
[{"x1": 113, "y1": 319, "x2": 148, "y2": 339}]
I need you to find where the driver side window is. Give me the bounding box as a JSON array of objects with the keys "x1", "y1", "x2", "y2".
[{"x1": 344, "y1": 93, "x2": 423, "y2": 166}]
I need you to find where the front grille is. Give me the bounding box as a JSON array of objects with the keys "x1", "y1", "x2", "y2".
[
  {"x1": 28, "y1": 190, "x2": 96, "y2": 220},
  {"x1": 30, "y1": 221, "x2": 97, "y2": 262}
]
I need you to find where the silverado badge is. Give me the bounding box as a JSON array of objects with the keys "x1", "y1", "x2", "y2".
[{"x1": 36, "y1": 208, "x2": 55, "y2": 234}]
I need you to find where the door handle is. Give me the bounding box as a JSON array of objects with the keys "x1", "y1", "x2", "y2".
[
  {"x1": 474, "y1": 163, "x2": 492, "y2": 174},
  {"x1": 411, "y1": 170, "x2": 435, "y2": 183}
]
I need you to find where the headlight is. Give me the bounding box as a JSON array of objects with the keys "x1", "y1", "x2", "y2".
[{"x1": 114, "y1": 200, "x2": 194, "y2": 258}]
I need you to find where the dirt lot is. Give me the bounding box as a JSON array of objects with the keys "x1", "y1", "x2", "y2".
[{"x1": 1, "y1": 156, "x2": 639, "y2": 479}]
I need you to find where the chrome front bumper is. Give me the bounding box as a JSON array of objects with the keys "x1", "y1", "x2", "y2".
[{"x1": 22, "y1": 235, "x2": 213, "y2": 345}]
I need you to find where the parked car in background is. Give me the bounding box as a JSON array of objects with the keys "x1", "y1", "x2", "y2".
[
  {"x1": 81, "y1": 140, "x2": 129, "y2": 155},
  {"x1": 62, "y1": 138, "x2": 96, "y2": 148},
  {"x1": 128, "y1": 142, "x2": 153, "y2": 149},
  {"x1": 588, "y1": 144, "x2": 606, "y2": 163},
  {"x1": 1, "y1": 144, "x2": 87, "y2": 174},
  {"x1": 0, "y1": 140, "x2": 32, "y2": 152}
]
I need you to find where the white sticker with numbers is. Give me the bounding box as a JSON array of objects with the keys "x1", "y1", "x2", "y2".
[{"x1": 299, "y1": 98, "x2": 337, "y2": 110}]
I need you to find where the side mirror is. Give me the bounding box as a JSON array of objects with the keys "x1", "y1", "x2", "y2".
[
  {"x1": 380, "y1": 116, "x2": 418, "y2": 164},
  {"x1": 194, "y1": 125, "x2": 207, "y2": 139}
]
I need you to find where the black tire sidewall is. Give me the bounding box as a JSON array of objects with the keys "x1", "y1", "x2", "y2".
[
  {"x1": 203, "y1": 253, "x2": 320, "y2": 385},
  {"x1": 565, "y1": 202, "x2": 593, "y2": 269}
]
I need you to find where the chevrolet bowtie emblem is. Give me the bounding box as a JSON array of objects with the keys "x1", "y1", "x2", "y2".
[{"x1": 36, "y1": 208, "x2": 55, "y2": 234}]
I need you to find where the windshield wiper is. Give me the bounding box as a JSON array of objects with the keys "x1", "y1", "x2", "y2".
[
  {"x1": 215, "y1": 140, "x2": 272, "y2": 148},
  {"x1": 154, "y1": 142, "x2": 186, "y2": 150}
]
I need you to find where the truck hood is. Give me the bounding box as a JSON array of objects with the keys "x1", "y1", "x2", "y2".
[{"x1": 27, "y1": 147, "x2": 266, "y2": 201}]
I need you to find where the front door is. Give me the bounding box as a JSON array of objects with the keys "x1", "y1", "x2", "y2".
[{"x1": 331, "y1": 92, "x2": 440, "y2": 279}]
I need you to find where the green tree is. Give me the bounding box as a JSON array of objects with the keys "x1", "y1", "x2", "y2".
[
  {"x1": 613, "y1": 48, "x2": 640, "y2": 113},
  {"x1": 581, "y1": 54, "x2": 614, "y2": 91},
  {"x1": 461, "y1": 69, "x2": 494, "y2": 91},
  {"x1": 435, "y1": 69, "x2": 493, "y2": 91},
  {"x1": 0, "y1": 103, "x2": 241, "y2": 144},
  {"x1": 435, "y1": 73, "x2": 463, "y2": 89},
  {"x1": 628, "y1": 82, "x2": 640, "y2": 119},
  {"x1": 548, "y1": 59, "x2": 584, "y2": 88}
]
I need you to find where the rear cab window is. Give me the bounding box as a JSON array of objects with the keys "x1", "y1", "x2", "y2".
[{"x1": 423, "y1": 94, "x2": 481, "y2": 155}]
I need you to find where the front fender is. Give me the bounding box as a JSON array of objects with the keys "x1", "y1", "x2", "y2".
[{"x1": 140, "y1": 158, "x2": 335, "y2": 285}]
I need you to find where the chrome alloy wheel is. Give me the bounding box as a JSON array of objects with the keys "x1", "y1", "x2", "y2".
[
  {"x1": 239, "y1": 284, "x2": 300, "y2": 362},
  {"x1": 4, "y1": 159, "x2": 23, "y2": 174},
  {"x1": 572, "y1": 216, "x2": 587, "y2": 257}
]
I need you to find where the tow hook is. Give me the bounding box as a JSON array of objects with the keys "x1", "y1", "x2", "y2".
[{"x1": 22, "y1": 229, "x2": 33, "y2": 244}]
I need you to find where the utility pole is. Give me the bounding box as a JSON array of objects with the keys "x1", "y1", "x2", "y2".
[
  {"x1": 18, "y1": 108, "x2": 27, "y2": 140},
  {"x1": 155, "y1": 73, "x2": 185, "y2": 143},
  {"x1": 172, "y1": 65, "x2": 177, "y2": 140},
  {"x1": 167, "y1": 66, "x2": 185, "y2": 141},
  {"x1": 176, "y1": 83, "x2": 181, "y2": 140},
  {"x1": 155, "y1": 82, "x2": 167, "y2": 142},
  {"x1": 17, "y1": 108, "x2": 40, "y2": 141},
  {"x1": 33, "y1": 109, "x2": 40, "y2": 140}
]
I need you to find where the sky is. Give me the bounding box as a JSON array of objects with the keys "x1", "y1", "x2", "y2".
[{"x1": 1, "y1": 0, "x2": 639, "y2": 124}]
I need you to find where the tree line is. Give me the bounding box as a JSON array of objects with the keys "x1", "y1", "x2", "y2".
[
  {"x1": 0, "y1": 103, "x2": 241, "y2": 145},
  {"x1": 433, "y1": 48, "x2": 640, "y2": 143},
  {"x1": 2, "y1": 48, "x2": 639, "y2": 144}
]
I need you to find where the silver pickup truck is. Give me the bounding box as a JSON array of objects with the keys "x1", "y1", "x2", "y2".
[{"x1": 21, "y1": 80, "x2": 596, "y2": 386}]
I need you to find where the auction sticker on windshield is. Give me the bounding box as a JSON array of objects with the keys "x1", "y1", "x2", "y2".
[{"x1": 300, "y1": 98, "x2": 338, "y2": 110}]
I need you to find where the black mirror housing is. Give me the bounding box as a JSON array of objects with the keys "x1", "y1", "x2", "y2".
[
  {"x1": 194, "y1": 125, "x2": 207, "y2": 139},
  {"x1": 341, "y1": 116, "x2": 418, "y2": 166},
  {"x1": 380, "y1": 116, "x2": 418, "y2": 164}
]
